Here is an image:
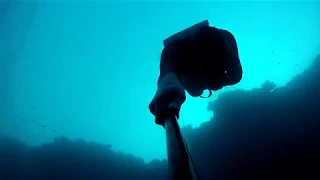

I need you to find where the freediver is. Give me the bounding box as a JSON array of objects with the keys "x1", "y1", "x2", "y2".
[{"x1": 149, "y1": 20, "x2": 243, "y2": 126}]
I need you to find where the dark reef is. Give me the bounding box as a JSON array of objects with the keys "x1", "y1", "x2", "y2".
[{"x1": 1, "y1": 54, "x2": 320, "y2": 179}]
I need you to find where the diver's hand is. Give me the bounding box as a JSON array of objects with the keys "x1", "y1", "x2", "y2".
[{"x1": 149, "y1": 73, "x2": 186, "y2": 126}]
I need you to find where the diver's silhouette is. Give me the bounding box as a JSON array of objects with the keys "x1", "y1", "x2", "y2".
[
  {"x1": 149, "y1": 20, "x2": 242, "y2": 126},
  {"x1": 148, "y1": 20, "x2": 243, "y2": 180}
]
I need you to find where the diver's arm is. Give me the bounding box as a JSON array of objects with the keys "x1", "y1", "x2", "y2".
[
  {"x1": 221, "y1": 29, "x2": 243, "y2": 86},
  {"x1": 149, "y1": 44, "x2": 186, "y2": 124}
]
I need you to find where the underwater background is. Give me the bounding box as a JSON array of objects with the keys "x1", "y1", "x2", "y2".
[{"x1": 0, "y1": 0, "x2": 320, "y2": 179}]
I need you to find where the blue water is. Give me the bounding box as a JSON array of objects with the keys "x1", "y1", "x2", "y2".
[{"x1": 1, "y1": 0, "x2": 319, "y2": 163}]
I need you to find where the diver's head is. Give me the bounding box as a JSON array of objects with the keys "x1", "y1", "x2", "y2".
[
  {"x1": 187, "y1": 87, "x2": 204, "y2": 97},
  {"x1": 179, "y1": 75, "x2": 206, "y2": 97}
]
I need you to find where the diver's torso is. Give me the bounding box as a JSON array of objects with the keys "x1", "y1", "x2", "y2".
[{"x1": 160, "y1": 26, "x2": 242, "y2": 96}]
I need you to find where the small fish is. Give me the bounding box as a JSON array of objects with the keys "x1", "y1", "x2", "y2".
[
  {"x1": 42, "y1": 125, "x2": 46, "y2": 128},
  {"x1": 32, "y1": 120, "x2": 36, "y2": 122},
  {"x1": 53, "y1": 130, "x2": 56, "y2": 132}
]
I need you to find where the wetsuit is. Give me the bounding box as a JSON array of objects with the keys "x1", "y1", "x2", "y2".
[
  {"x1": 149, "y1": 26, "x2": 243, "y2": 126},
  {"x1": 157, "y1": 26, "x2": 242, "y2": 97}
]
